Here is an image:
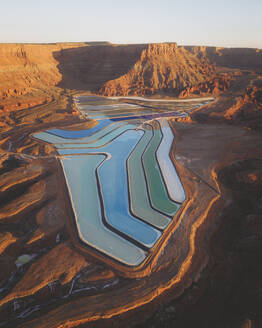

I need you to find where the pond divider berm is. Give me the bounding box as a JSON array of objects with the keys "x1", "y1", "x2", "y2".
[{"x1": 32, "y1": 96, "x2": 202, "y2": 276}]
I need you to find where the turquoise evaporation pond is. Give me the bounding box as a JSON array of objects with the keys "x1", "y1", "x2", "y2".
[
  {"x1": 45, "y1": 119, "x2": 112, "y2": 139},
  {"x1": 142, "y1": 121, "x2": 180, "y2": 217},
  {"x1": 33, "y1": 122, "x2": 127, "y2": 145},
  {"x1": 33, "y1": 95, "x2": 186, "y2": 266},
  {"x1": 77, "y1": 101, "x2": 184, "y2": 121},
  {"x1": 61, "y1": 154, "x2": 147, "y2": 266},
  {"x1": 78, "y1": 104, "x2": 139, "y2": 112},
  {"x1": 55, "y1": 124, "x2": 139, "y2": 149},
  {"x1": 86, "y1": 109, "x2": 178, "y2": 120},
  {"x1": 87, "y1": 111, "x2": 153, "y2": 120},
  {"x1": 58, "y1": 130, "x2": 161, "y2": 249},
  {"x1": 127, "y1": 124, "x2": 172, "y2": 230},
  {"x1": 79, "y1": 106, "x2": 180, "y2": 121}
]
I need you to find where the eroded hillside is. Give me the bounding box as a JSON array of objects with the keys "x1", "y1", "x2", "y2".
[
  {"x1": 0, "y1": 43, "x2": 88, "y2": 112},
  {"x1": 0, "y1": 42, "x2": 261, "y2": 115},
  {"x1": 98, "y1": 43, "x2": 216, "y2": 96}
]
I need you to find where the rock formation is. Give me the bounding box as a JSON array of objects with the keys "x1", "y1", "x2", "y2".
[
  {"x1": 0, "y1": 42, "x2": 261, "y2": 112},
  {"x1": 178, "y1": 73, "x2": 232, "y2": 98},
  {"x1": 185, "y1": 45, "x2": 262, "y2": 71},
  {"x1": 223, "y1": 78, "x2": 262, "y2": 121},
  {"x1": 99, "y1": 43, "x2": 216, "y2": 96}
]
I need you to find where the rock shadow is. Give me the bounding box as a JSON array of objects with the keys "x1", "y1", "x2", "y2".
[{"x1": 53, "y1": 44, "x2": 147, "y2": 92}]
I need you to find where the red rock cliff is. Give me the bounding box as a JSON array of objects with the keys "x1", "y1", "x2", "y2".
[
  {"x1": 99, "y1": 43, "x2": 216, "y2": 96},
  {"x1": 0, "y1": 42, "x2": 261, "y2": 111},
  {"x1": 0, "y1": 44, "x2": 63, "y2": 99}
]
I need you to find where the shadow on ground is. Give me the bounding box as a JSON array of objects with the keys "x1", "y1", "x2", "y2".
[{"x1": 53, "y1": 44, "x2": 147, "y2": 92}]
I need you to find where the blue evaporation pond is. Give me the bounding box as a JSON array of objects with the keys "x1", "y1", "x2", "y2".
[
  {"x1": 61, "y1": 154, "x2": 147, "y2": 266},
  {"x1": 58, "y1": 129, "x2": 161, "y2": 248},
  {"x1": 89, "y1": 110, "x2": 153, "y2": 120},
  {"x1": 31, "y1": 95, "x2": 189, "y2": 267},
  {"x1": 96, "y1": 129, "x2": 161, "y2": 248},
  {"x1": 111, "y1": 111, "x2": 183, "y2": 122},
  {"x1": 56, "y1": 124, "x2": 139, "y2": 149},
  {"x1": 46, "y1": 119, "x2": 112, "y2": 139}
]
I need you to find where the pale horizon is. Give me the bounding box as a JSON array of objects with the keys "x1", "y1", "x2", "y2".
[
  {"x1": 0, "y1": 0, "x2": 261, "y2": 49},
  {"x1": 0, "y1": 41, "x2": 261, "y2": 50}
]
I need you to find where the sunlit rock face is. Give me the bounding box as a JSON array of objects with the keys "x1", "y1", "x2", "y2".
[
  {"x1": 98, "y1": 43, "x2": 216, "y2": 96},
  {"x1": 0, "y1": 42, "x2": 261, "y2": 113}
]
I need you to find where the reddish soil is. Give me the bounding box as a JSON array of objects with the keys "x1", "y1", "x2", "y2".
[{"x1": 0, "y1": 42, "x2": 261, "y2": 328}]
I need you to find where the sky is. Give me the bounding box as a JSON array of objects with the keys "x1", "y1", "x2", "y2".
[{"x1": 0, "y1": 0, "x2": 261, "y2": 48}]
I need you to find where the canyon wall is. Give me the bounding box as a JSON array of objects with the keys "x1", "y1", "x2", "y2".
[
  {"x1": 0, "y1": 42, "x2": 261, "y2": 110},
  {"x1": 0, "y1": 44, "x2": 61, "y2": 99},
  {"x1": 0, "y1": 43, "x2": 86, "y2": 111},
  {"x1": 98, "y1": 43, "x2": 216, "y2": 96},
  {"x1": 184, "y1": 46, "x2": 262, "y2": 71},
  {"x1": 53, "y1": 43, "x2": 147, "y2": 90}
]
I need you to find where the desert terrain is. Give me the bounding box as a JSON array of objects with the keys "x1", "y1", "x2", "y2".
[{"x1": 0, "y1": 42, "x2": 261, "y2": 328}]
